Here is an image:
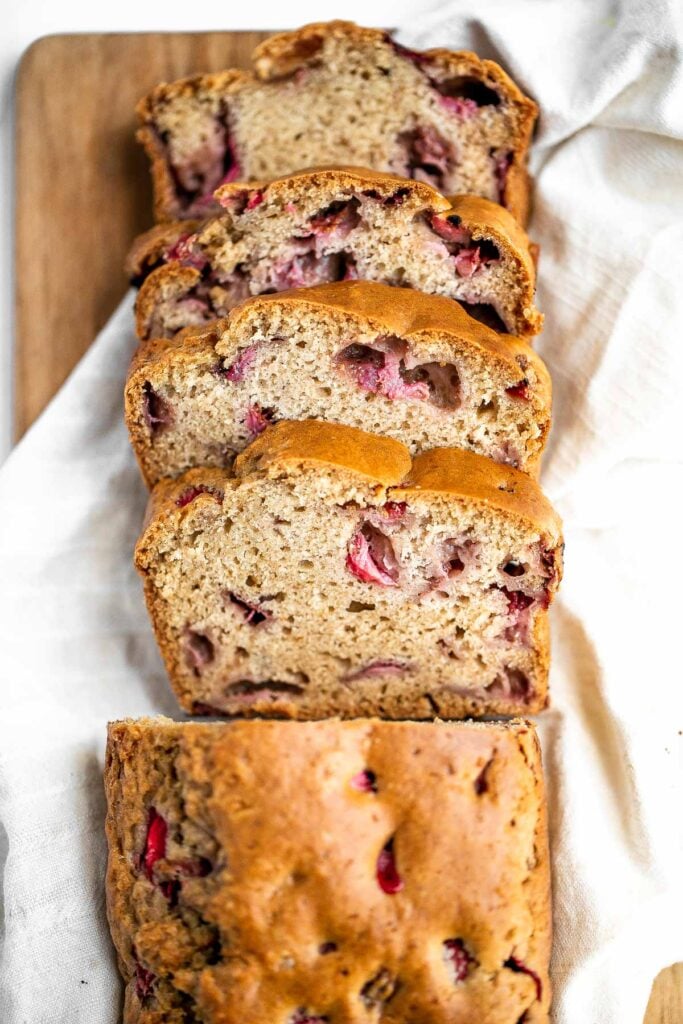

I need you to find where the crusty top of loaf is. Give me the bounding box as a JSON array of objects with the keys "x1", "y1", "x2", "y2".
[
  {"x1": 146, "y1": 421, "x2": 561, "y2": 545},
  {"x1": 395, "y1": 447, "x2": 561, "y2": 540},
  {"x1": 136, "y1": 68, "x2": 248, "y2": 123},
  {"x1": 106, "y1": 713, "x2": 550, "y2": 1022},
  {"x1": 214, "y1": 164, "x2": 453, "y2": 212},
  {"x1": 234, "y1": 419, "x2": 413, "y2": 486},
  {"x1": 222, "y1": 280, "x2": 549, "y2": 392},
  {"x1": 137, "y1": 21, "x2": 537, "y2": 128},
  {"x1": 252, "y1": 21, "x2": 537, "y2": 122}
]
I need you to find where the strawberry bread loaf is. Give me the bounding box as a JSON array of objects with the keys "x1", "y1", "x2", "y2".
[
  {"x1": 128, "y1": 168, "x2": 542, "y2": 342},
  {"x1": 137, "y1": 20, "x2": 537, "y2": 223},
  {"x1": 125, "y1": 281, "x2": 551, "y2": 487},
  {"x1": 134, "y1": 420, "x2": 563, "y2": 720},
  {"x1": 105, "y1": 716, "x2": 552, "y2": 1023}
]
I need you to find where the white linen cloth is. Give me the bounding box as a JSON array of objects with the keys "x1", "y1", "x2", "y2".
[{"x1": 1, "y1": 0, "x2": 682, "y2": 1019}]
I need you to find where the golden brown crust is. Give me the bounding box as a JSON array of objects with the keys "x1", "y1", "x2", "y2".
[
  {"x1": 233, "y1": 419, "x2": 413, "y2": 488},
  {"x1": 396, "y1": 447, "x2": 562, "y2": 545},
  {"x1": 227, "y1": 279, "x2": 547, "y2": 384},
  {"x1": 140, "y1": 420, "x2": 562, "y2": 540},
  {"x1": 252, "y1": 20, "x2": 391, "y2": 78},
  {"x1": 505, "y1": 159, "x2": 532, "y2": 229},
  {"x1": 214, "y1": 163, "x2": 452, "y2": 213},
  {"x1": 105, "y1": 715, "x2": 551, "y2": 1023},
  {"x1": 145, "y1": 419, "x2": 561, "y2": 565},
  {"x1": 235, "y1": 420, "x2": 560, "y2": 546},
  {"x1": 125, "y1": 281, "x2": 550, "y2": 488}
]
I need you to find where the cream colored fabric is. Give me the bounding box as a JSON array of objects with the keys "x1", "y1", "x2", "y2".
[{"x1": 1, "y1": 1, "x2": 683, "y2": 1020}]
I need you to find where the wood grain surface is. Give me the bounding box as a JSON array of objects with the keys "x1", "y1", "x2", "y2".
[
  {"x1": 13, "y1": 32, "x2": 681, "y2": 1022},
  {"x1": 14, "y1": 31, "x2": 270, "y2": 439}
]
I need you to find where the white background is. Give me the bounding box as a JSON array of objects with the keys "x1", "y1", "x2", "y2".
[{"x1": 1, "y1": 0, "x2": 425, "y2": 463}]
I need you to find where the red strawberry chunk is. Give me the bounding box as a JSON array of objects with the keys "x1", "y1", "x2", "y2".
[
  {"x1": 184, "y1": 630, "x2": 215, "y2": 673},
  {"x1": 454, "y1": 247, "x2": 483, "y2": 278},
  {"x1": 443, "y1": 938, "x2": 476, "y2": 982},
  {"x1": 430, "y1": 215, "x2": 471, "y2": 246},
  {"x1": 346, "y1": 526, "x2": 399, "y2": 587},
  {"x1": 350, "y1": 769, "x2": 378, "y2": 793},
  {"x1": 216, "y1": 138, "x2": 242, "y2": 188},
  {"x1": 308, "y1": 200, "x2": 360, "y2": 248},
  {"x1": 135, "y1": 962, "x2": 156, "y2": 1000},
  {"x1": 164, "y1": 233, "x2": 206, "y2": 271},
  {"x1": 342, "y1": 256, "x2": 359, "y2": 280},
  {"x1": 246, "y1": 189, "x2": 264, "y2": 210},
  {"x1": 245, "y1": 403, "x2": 274, "y2": 437},
  {"x1": 410, "y1": 125, "x2": 451, "y2": 181},
  {"x1": 382, "y1": 501, "x2": 407, "y2": 520},
  {"x1": 224, "y1": 343, "x2": 260, "y2": 382},
  {"x1": 170, "y1": 856, "x2": 212, "y2": 878},
  {"x1": 142, "y1": 808, "x2": 167, "y2": 881},
  {"x1": 439, "y1": 95, "x2": 479, "y2": 118},
  {"x1": 502, "y1": 588, "x2": 534, "y2": 615},
  {"x1": 191, "y1": 701, "x2": 225, "y2": 716},
  {"x1": 227, "y1": 592, "x2": 271, "y2": 625},
  {"x1": 377, "y1": 839, "x2": 404, "y2": 894},
  {"x1": 337, "y1": 342, "x2": 431, "y2": 403},
  {"x1": 142, "y1": 383, "x2": 172, "y2": 434},
  {"x1": 506, "y1": 379, "x2": 530, "y2": 400},
  {"x1": 344, "y1": 660, "x2": 409, "y2": 682},
  {"x1": 504, "y1": 956, "x2": 543, "y2": 1000},
  {"x1": 176, "y1": 485, "x2": 223, "y2": 508}
]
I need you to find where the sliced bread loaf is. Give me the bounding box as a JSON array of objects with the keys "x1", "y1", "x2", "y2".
[
  {"x1": 129, "y1": 168, "x2": 542, "y2": 341},
  {"x1": 137, "y1": 20, "x2": 537, "y2": 223},
  {"x1": 126, "y1": 281, "x2": 551, "y2": 487},
  {"x1": 106, "y1": 716, "x2": 551, "y2": 1023},
  {"x1": 134, "y1": 420, "x2": 563, "y2": 720}
]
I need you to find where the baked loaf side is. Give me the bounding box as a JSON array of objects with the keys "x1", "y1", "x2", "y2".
[
  {"x1": 105, "y1": 716, "x2": 551, "y2": 1024},
  {"x1": 137, "y1": 20, "x2": 537, "y2": 223},
  {"x1": 134, "y1": 420, "x2": 563, "y2": 719},
  {"x1": 130, "y1": 168, "x2": 542, "y2": 341},
  {"x1": 125, "y1": 281, "x2": 551, "y2": 487}
]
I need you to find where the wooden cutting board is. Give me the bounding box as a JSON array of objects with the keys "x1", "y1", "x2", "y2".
[{"x1": 13, "y1": 32, "x2": 681, "y2": 1022}]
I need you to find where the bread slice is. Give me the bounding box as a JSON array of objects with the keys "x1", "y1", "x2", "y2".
[
  {"x1": 137, "y1": 20, "x2": 537, "y2": 224},
  {"x1": 129, "y1": 168, "x2": 542, "y2": 342},
  {"x1": 134, "y1": 420, "x2": 563, "y2": 720},
  {"x1": 126, "y1": 281, "x2": 551, "y2": 487},
  {"x1": 106, "y1": 716, "x2": 552, "y2": 1024}
]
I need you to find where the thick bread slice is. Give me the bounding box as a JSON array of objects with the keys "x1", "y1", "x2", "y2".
[
  {"x1": 137, "y1": 20, "x2": 537, "y2": 223},
  {"x1": 105, "y1": 716, "x2": 551, "y2": 1024},
  {"x1": 134, "y1": 420, "x2": 563, "y2": 720},
  {"x1": 130, "y1": 168, "x2": 542, "y2": 341},
  {"x1": 125, "y1": 281, "x2": 551, "y2": 487}
]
